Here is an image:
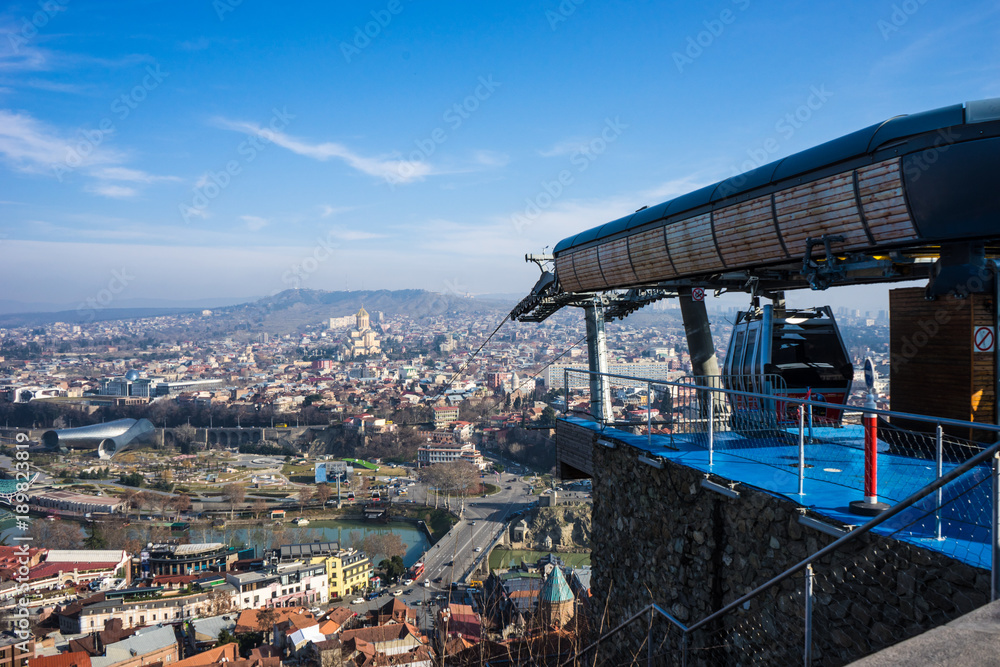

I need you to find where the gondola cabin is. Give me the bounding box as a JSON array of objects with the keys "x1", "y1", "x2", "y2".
[{"x1": 723, "y1": 305, "x2": 853, "y2": 424}]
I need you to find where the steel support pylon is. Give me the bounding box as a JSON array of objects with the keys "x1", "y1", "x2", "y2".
[{"x1": 584, "y1": 302, "x2": 613, "y2": 424}]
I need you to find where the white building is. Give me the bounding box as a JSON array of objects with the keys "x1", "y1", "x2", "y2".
[{"x1": 417, "y1": 442, "x2": 485, "y2": 469}]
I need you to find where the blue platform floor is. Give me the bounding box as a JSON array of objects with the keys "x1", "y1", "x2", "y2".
[{"x1": 568, "y1": 417, "x2": 994, "y2": 569}]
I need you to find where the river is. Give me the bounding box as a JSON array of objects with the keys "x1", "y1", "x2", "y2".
[{"x1": 187, "y1": 519, "x2": 430, "y2": 567}]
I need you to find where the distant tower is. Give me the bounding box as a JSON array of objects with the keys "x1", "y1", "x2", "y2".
[
  {"x1": 539, "y1": 565, "x2": 575, "y2": 628},
  {"x1": 356, "y1": 306, "x2": 370, "y2": 331}
]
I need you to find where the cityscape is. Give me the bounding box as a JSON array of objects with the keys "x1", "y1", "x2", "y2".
[{"x1": 1, "y1": 1, "x2": 998, "y2": 666}]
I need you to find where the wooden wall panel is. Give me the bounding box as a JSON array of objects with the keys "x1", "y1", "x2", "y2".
[
  {"x1": 572, "y1": 246, "x2": 606, "y2": 291},
  {"x1": 555, "y1": 255, "x2": 582, "y2": 293},
  {"x1": 714, "y1": 195, "x2": 787, "y2": 267},
  {"x1": 557, "y1": 161, "x2": 923, "y2": 292},
  {"x1": 627, "y1": 228, "x2": 674, "y2": 283},
  {"x1": 556, "y1": 419, "x2": 595, "y2": 478},
  {"x1": 890, "y1": 287, "x2": 998, "y2": 440},
  {"x1": 598, "y1": 238, "x2": 638, "y2": 286},
  {"x1": 775, "y1": 173, "x2": 869, "y2": 256},
  {"x1": 665, "y1": 213, "x2": 724, "y2": 276},
  {"x1": 857, "y1": 159, "x2": 919, "y2": 243},
  {"x1": 971, "y1": 294, "x2": 997, "y2": 436}
]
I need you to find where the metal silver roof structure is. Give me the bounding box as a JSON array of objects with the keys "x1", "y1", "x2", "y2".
[{"x1": 41, "y1": 418, "x2": 155, "y2": 459}]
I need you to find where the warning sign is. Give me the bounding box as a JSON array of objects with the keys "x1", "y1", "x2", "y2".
[
  {"x1": 691, "y1": 287, "x2": 705, "y2": 302},
  {"x1": 974, "y1": 326, "x2": 995, "y2": 353}
]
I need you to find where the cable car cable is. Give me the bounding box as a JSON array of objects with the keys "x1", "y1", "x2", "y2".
[{"x1": 438, "y1": 314, "x2": 511, "y2": 395}]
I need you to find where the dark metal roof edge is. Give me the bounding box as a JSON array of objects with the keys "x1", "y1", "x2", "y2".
[
  {"x1": 553, "y1": 101, "x2": 989, "y2": 256},
  {"x1": 557, "y1": 110, "x2": 1000, "y2": 256}
]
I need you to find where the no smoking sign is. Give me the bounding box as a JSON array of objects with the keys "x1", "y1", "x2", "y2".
[
  {"x1": 691, "y1": 287, "x2": 705, "y2": 302},
  {"x1": 974, "y1": 326, "x2": 995, "y2": 353}
]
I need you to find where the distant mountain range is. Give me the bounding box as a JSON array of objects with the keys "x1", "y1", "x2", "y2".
[{"x1": 0, "y1": 289, "x2": 514, "y2": 330}]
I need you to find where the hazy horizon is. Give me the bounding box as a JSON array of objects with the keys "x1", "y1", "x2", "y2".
[{"x1": 1, "y1": 2, "x2": 997, "y2": 312}]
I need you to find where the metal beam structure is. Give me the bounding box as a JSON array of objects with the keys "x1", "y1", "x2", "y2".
[{"x1": 583, "y1": 302, "x2": 613, "y2": 424}]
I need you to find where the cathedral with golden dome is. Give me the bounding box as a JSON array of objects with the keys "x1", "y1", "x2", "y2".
[{"x1": 343, "y1": 306, "x2": 382, "y2": 359}]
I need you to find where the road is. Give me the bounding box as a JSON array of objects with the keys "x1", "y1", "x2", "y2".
[{"x1": 329, "y1": 474, "x2": 545, "y2": 631}]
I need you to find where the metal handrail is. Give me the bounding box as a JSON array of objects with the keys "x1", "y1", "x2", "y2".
[
  {"x1": 688, "y1": 438, "x2": 1000, "y2": 633},
  {"x1": 557, "y1": 439, "x2": 1000, "y2": 666},
  {"x1": 555, "y1": 368, "x2": 1000, "y2": 666},
  {"x1": 564, "y1": 368, "x2": 1000, "y2": 436},
  {"x1": 559, "y1": 602, "x2": 687, "y2": 667}
]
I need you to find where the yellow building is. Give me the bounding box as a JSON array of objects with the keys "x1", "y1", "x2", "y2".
[
  {"x1": 307, "y1": 549, "x2": 371, "y2": 599},
  {"x1": 276, "y1": 542, "x2": 371, "y2": 599},
  {"x1": 330, "y1": 549, "x2": 371, "y2": 597}
]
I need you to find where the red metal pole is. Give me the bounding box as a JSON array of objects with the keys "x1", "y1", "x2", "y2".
[
  {"x1": 850, "y1": 392, "x2": 888, "y2": 516},
  {"x1": 864, "y1": 404, "x2": 878, "y2": 504}
]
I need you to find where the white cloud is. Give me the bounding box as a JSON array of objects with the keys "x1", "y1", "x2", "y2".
[
  {"x1": 0, "y1": 110, "x2": 178, "y2": 197},
  {"x1": 473, "y1": 150, "x2": 510, "y2": 167},
  {"x1": 241, "y1": 215, "x2": 269, "y2": 231},
  {"x1": 215, "y1": 117, "x2": 435, "y2": 183},
  {"x1": 319, "y1": 204, "x2": 355, "y2": 218},
  {"x1": 328, "y1": 228, "x2": 385, "y2": 241},
  {"x1": 178, "y1": 37, "x2": 212, "y2": 51},
  {"x1": 85, "y1": 184, "x2": 138, "y2": 198},
  {"x1": 0, "y1": 110, "x2": 120, "y2": 174},
  {"x1": 91, "y1": 167, "x2": 180, "y2": 183},
  {"x1": 537, "y1": 137, "x2": 591, "y2": 158}
]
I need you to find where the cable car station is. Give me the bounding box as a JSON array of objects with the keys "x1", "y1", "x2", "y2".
[{"x1": 510, "y1": 98, "x2": 1000, "y2": 662}]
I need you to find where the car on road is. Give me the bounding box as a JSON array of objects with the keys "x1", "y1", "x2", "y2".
[
  {"x1": 445, "y1": 561, "x2": 453, "y2": 567},
  {"x1": 433, "y1": 576, "x2": 443, "y2": 583},
  {"x1": 403, "y1": 578, "x2": 413, "y2": 585},
  {"x1": 351, "y1": 598, "x2": 365, "y2": 604},
  {"x1": 392, "y1": 590, "x2": 403, "y2": 596},
  {"x1": 413, "y1": 600, "x2": 423, "y2": 606},
  {"x1": 404, "y1": 589, "x2": 414, "y2": 595},
  {"x1": 471, "y1": 521, "x2": 476, "y2": 526},
  {"x1": 423, "y1": 581, "x2": 431, "y2": 587},
  {"x1": 474, "y1": 547, "x2": 482, "y2": 552}
]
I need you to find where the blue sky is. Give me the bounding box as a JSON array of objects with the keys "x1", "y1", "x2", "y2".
[{"x1": 1, "y1": 0, "x2": 999, "y2": 310}]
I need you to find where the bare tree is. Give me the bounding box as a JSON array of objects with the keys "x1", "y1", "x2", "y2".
[
  {"x1": 256, "y1": 607, "x2": 278, "y2": 643},
  {"x1": 313, "y1": 483, "x2": 332, "y2": 506},
  {"x1": 120, "y1": 488, "x2": 140, "y2": 520},
  {"x1": 175, "y1": 423, "x2": 198, "y2": 450},
  {"x1": 222, "y1": 483, "x2": 246, "y2": 520},
  {"x1": 134, "y1": 491, "x2": 155, "y2": 519},
  {"x1": 28, "y1": 519, "x2": 83, "y2": 549},
  {"x1": 360, "y1": 531, "x2": 406, "y2": 563},
  {"x1": 419, "y1": 461, "x2": 480, "y2": 511},
  {"x1": 171, "y1": 494, "x2": 192, "y2": 520},
  {"x1": 252, "y1": 498, "x2": 267, "y2": 520}
]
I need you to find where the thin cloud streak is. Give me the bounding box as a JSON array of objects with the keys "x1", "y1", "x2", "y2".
[{"x1": 214, "y1": 117, "x2": 435, "y2": 183}]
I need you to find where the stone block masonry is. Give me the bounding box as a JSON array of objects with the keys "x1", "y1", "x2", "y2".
[{"x1": 569, "y1": 419, "x2": 992, "y2": 665}]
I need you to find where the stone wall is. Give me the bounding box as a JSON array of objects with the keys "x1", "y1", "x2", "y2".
[{"x1": 572, "y1": 420, "x2": 992, "y2": 666}]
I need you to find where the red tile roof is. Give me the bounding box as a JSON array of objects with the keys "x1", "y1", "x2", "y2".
[
  {"x1": 28, "y1": 652, "x2": 92, "y2": 667},
  {"x1": 29, "y1": 561, "x2": 120, "y2": 580}
]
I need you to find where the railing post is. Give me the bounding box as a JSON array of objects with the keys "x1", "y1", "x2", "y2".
[
  {"x1": 707, "y1": 386, "x2": 715, "y2": 467},
  {"x1": 993, "y1": 451, "x2": 1000, "y2": 601},
  {"x1": 936, "y1": 424, "x2": 944, "y2": 541},
  {"x1": 681, "y1": 632, "x2": 689, "y2": 667},
  {"x1": 798, "y1": 405, "x2": 806, "y2": 496},
  {"x1": 563, "y1": 368, "x2": 569, "y2": 415},
  {"x1": 804, "y1": 564, "x2": 813, "y2": 667},
  {"x1": 647, "y1": 606, "x2": 653, "y2": 667},
  {"x1": 807, "y1": 401, "x2": 814, "y2": 441},
  {"x1": 647, "y1": 381, "x2": 653, "y2": 448}
]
